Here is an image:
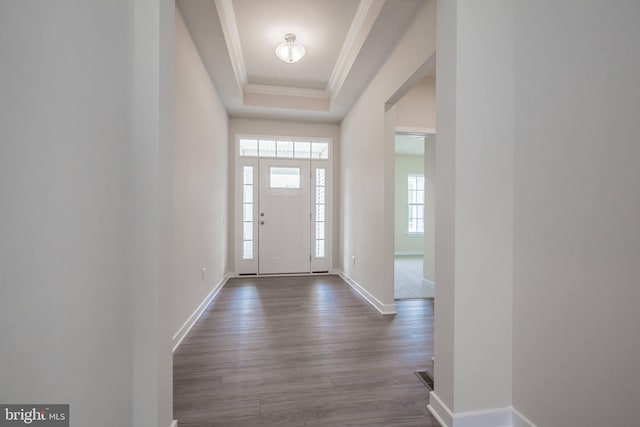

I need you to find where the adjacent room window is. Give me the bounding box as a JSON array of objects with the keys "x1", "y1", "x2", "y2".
[
  {"x1": 240, "y1": 138, "x2": 329, "y2": 159},
  {"x1": 242, "y1": 166, "x2": 254, "y2": 259},
  {"x1": 315, "y1": 168, "x2": 326, "y2": 258},
  {"x1": 408, "y1": 174, "x2": 425, "y2": 234}
]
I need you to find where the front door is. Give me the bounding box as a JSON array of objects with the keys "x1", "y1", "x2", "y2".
[{"x1": 258, "y1": 158, "x2": 311, "y2": 274}]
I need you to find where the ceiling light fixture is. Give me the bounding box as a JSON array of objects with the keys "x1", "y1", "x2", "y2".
[{"x1": 275, "y1": 33, "x2": 305, "y2": 63}]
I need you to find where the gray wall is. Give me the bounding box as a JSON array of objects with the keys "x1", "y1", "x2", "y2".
[
  {"x1": 0, "y1": 1, "x2": 176, "y2": 426},
  {"x1": 173, "y1": 10, "x2": 229, "y2": 337},
  {"x1": 513, "y1": 1, "x2": 640, "y2": 425},
  {"x1": 0, "y1": 1, "x2": 134, "y2": 425}
]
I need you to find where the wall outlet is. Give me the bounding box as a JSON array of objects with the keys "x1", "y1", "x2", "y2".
[{"x1": 202, "y1": 267, "x2": 207, "y2": 281}]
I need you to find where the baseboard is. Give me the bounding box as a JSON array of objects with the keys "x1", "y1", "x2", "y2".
[
  {"x1": 428, "y1": 391, "x2": 453, "y2": 427},
  {"x1": 394, "y1": 251, "x2": 424, "y2": 256},
  {"x1": 428, "y1": 391, "x2": 515, "y2": 427},
  {"x1": 172, "y1": 273, "x2": 230, "y2": 352},
  {"x1": 422, "y1": 278, "x2": 435, "y2": 298},
  {"x1": 337, "y1": 270, "x2": 397, "y2": 315},
  {"x1": 512, "y1": 408, "x2": 537, "y2": 427},
  {"x1": 170, "y1": 420, "x2": 178, "y2": 427}
]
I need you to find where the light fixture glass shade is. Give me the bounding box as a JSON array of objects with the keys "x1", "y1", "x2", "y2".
[{"x1": 275, "y1": 33, "x2": 305, "y2": 63}]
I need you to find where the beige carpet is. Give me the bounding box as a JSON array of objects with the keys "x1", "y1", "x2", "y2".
[{"x1": 394, "y1": 255, "x2": 432, "y2": 299}]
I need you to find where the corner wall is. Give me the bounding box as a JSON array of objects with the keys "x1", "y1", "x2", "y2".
[
  {"x1": 431, "y1": 0, "x2": 514, "y2": 421},
  {"x1": 340, "y1": 0, "x2": 436, "y2": 307},
  {"x1": 172, "y1": 9, "x2": 229, "y2": 340}
]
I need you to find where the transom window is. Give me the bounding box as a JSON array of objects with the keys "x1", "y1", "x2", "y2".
[{"x1": 239, "y1": 137, "x2": 329, "y2": 159}]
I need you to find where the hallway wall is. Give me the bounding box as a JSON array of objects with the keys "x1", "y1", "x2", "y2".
[
  {"x1": 395, "y1": 76, "x2": 436, "y2": 131},
  {"x1": 512, "y1": 1, "x2": 640, "y2": 425},
  {"x1": 340, "y1": 0, "x2": 436, "y2": 308},
  {"x1": 0, "y1": 1, "x2": 135, "y2": 425},
  {"x1": 172, "y1": 10, "x2": 229, "y2": 338}
]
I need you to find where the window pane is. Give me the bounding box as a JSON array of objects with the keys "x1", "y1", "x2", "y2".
[
  {"x1": 316, "y1": 222, "x2": 325, "y2": 240},
  {"x1": 243, "y1": 204, "x2": 253, "y2": 221},
  {"x1": 316, "y1": 204, "x2": 325, "y2": 221},
  {"x1": 270, "y1": 167, "x2": 300, "y2": 188},
  {"x1": 316, "y1": 240, "x2": 325, "y2": 258},
  {"x1": 258, "y1": 139, "x2": 276, "y2": 157},
  {"x1": 294, "y1": 141, "x2": 311, "y2": 158},
  {"x1": 239, "y1": 139, "x2": 258, "y2": 156},
  {"x1": 243, "y1": 185, "x2": 253, "y2": 203},
  {"x1": 408, "y1": 177, "x2": 417, "y2": 191},
  {"x1": 243, "y1": 241, "x2": 253, "y2": 259},
  {"x1": 311, "y1": 142, "x2": 329, "y2": 159},
  {"x1": 276, "y1": 140, "x2": 294, "y2": 158},
  {"x1": 407, "y1": 174, "x2": 424, "y2": 233},
  {"x1": 316, "y1": 186, "x2": 325, "y2": 204},
  {"x1": 243, "y1": 222, "x2": 253, "y2": 240},
  {"x1": 240, "y1": 137, "x2": 329, "y2": 159},
  {"x1": 316, "y1": 168, "x2": 326, "y2": 186},
  {"x1": 243, "y1": 166, "x2": 253, "y2": 185}
]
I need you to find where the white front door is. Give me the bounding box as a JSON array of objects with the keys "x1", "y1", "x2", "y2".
[{"x1": 258, "y1": 158, "x2": 311, "y2": 274}]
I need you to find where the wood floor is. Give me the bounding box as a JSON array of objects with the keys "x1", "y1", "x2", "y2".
[{"x1": 173, "y1": 275, "x2": 438, "y2": 426}]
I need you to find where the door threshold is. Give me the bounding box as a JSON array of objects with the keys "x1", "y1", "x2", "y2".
[{"x1": 234, "y1": 271, "x2": 332, "y2": 278}]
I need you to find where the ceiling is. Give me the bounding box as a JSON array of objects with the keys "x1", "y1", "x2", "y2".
[
  {"x1": 177, "y1": 0, "x2": 425, "y2": 123},
  {"x1": 395, "y1": 134, "x2": 424, "y2": 156}
]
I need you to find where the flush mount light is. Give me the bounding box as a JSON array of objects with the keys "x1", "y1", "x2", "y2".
[{"x1": 275, "y1": 33, "x2": 306, "y2": 63}]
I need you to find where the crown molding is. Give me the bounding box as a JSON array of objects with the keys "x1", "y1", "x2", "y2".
[
  {"x1": 215, "y1": 0, "x2": 247, "y2": 94},
  {"x1": 245, "y1": 84, "x2": 329, "y2": 99},
  {"x1": 326, "y1": 0, "x2": 386, "y2": 102},
  {"x1": 214, "y1": 0, "x2": 384, "y2": 110}
]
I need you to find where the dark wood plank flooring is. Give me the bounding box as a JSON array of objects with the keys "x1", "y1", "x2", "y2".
[{"x1": 173, "y1": 275, "x2": 438, "y2": 426}]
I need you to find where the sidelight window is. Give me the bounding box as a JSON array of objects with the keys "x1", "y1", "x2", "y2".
[
  {"x1": 315, "y1": 168, "x2": 326, "y2": 258},
  {"x1": 242, "y1": 166, "x2": 254, "y2": 259}
]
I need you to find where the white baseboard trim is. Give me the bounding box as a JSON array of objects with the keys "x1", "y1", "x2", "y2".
[
  {"x1": 394, "y1": 251, "x2": 424, "y2": 256},
  {"x1": 172, "y1": 273, "x2": 230, "y2": 352},
  {"x1": 428, "y1": 391, "x2": 453, "y2": 427},
  {"x1": 422, "y1": 278, "x2": 435, "y2": 297},
  {"x1": 512, "y1": 408, "x2": 537, "y2": 427},
  {"x1": 337, "y1": 270, "x2": 397, "y2": 315},
  {"x1": 428, "y1": 391, "x2": 517, "y2": 427},
  {"x1": 170, "y1": 420, "x2": 178, "y2": 427}
]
